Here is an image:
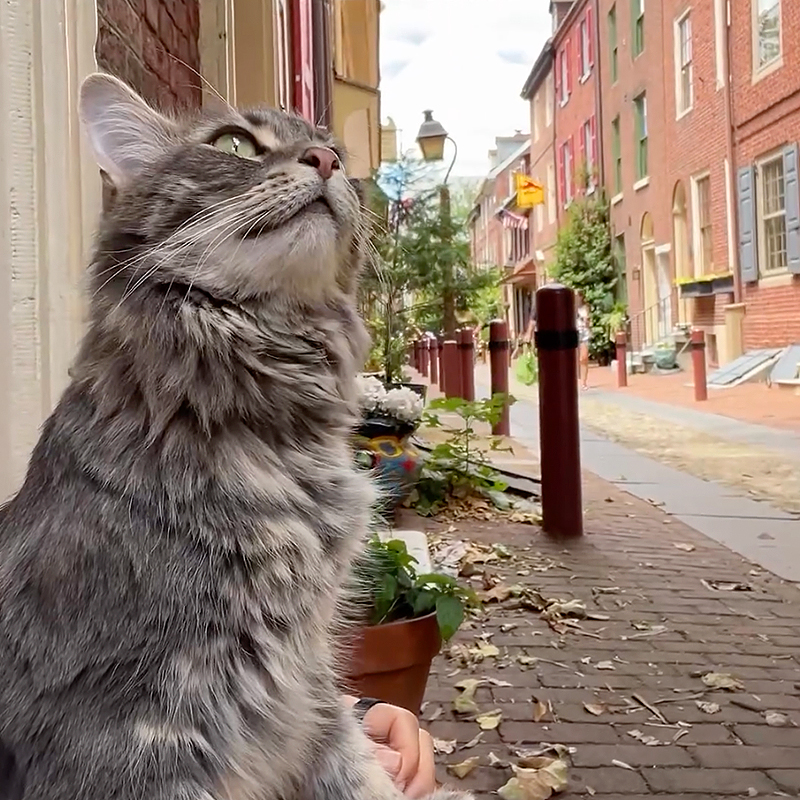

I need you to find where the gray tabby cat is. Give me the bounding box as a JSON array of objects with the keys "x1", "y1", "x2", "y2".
[{"x1": 0, "y1": 74, "x2": 470, "y2": 800}]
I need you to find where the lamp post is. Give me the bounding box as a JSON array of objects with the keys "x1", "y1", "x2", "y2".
[{"x1": 416, "y1": 110, "x2": 459, "y2": 338}]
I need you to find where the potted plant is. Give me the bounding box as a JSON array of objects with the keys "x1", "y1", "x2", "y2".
[
  {"x1": 354, "y1": 377, "x2": 427, "y2": 512},
  {"x1": 344, "y1": 536, "x2": 476, "y2": 714}
]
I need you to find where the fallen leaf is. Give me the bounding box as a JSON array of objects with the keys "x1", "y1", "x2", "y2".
[
  {"x1": 471, "y1": 641, "x2": 500, "y2": 659},
  {"x1": 476, "y1": 710, "x2": 503, "y2": 730},
  {"x1": 533, "y1": 698, "x2": 549, "y2": 722},
  {"x1": 595, "y1": 661, "x2": 616, "y2": 671},
  {"x1": 611, "y1": 759, "x2": 635, "y2": 770},
  {"x1": 765, "y1": 711, "x2": 790, "y2": 727},
  {"x1": 453, "y1": 678, "x2": 482, "y2": 714},
  {"x1": 695, "y1": 700, "x2": 720, "y2": 715},
  {"x1": 702, "y1": 579, "x2": 753, "y2": 592},
  {"x1": 433, "y1": 738, "x2": 457, "y2": 755},
  {"x1": 481, "y1": 583, "x2": 513, "y2": 603},
  {"x1": 447, "y1": 757, "x2": 480, "y2": 779},
  {"x1": 498, "y1": 758, "x2": 569, "y2": 800},
  {"x1": 674, "y1": 543, "x2": 695, "y2": 552},
  {"x1": 488, "y1": 751, "x2": 510, "y2": 768},
  {"x1": 462, "y1": 732, "x2": 484, "y2": 749},
  {"x1": 702, "y1": 672, "x2": 745, "y2": 691},
  {"x1": 627, "y1": 729, "x2": 662, "y2": 746},
  {"x1": 426, "y1": 705, "x2": 444, "y2": 722},
  {"x1": 486, "y1": 677, "x2": 513, "y2": 688},
  {"x1": 583, "y1": 702, "x2": 606, "y2": 716}
]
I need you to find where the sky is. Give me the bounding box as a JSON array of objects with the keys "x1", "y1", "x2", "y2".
[{"x1": 379, "y1": 0, "x2": 552, "y2": 178}]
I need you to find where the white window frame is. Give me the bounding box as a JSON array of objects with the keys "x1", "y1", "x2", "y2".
[
  {"x1": 583, "y1": 120, "x2": 594, "y2": 192},
  {"x1": 563, "y1": 142, "x2": 573, "y2": 207},
  {"x1": 674, "y1": 10, "x2": 693, "y2": 118},
  {"x1": 547, "y1": 162, "x2": 556, "y2": 223},
  {"x1": 752, "y1": 0, "x2": 782, "y2": 79},
  {"x1": 756, "y1": 150, "x2": 789, "y2": 275},
  {"x1": 714, "y1": 0, "x2": 726, "y2": 88},
  {"x1": 690, "y1": 171, "x2": 712, "y2": 278},
  {"x1": 545, "y1": 74, "x2": 553, "y2": 127}
]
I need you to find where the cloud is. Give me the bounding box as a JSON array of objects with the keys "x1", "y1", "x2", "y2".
[{"x1": 379, "y1": 0, "x2": 550, "y2": 176}]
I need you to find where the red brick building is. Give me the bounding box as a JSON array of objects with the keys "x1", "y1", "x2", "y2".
[
  {"x1": 553, "y1": 0, "x2": 599, "y2": 227},
  {"x1": 731, "y1": 0, "x2": 800, "y2": 351},
  {"x1": 467, "y1": 136, "x2": 533, "y2": 340},
  {"x1": 521, "y1": 41, "x2": 559, "y2": 283},
  {"x1": 659, "y1": 0, "x2": 736, "y2": 365}
]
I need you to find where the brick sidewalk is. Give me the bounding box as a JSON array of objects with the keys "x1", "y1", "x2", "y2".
[{"x1": 413, "y1": 472, "x2": 800, "y2": 799}]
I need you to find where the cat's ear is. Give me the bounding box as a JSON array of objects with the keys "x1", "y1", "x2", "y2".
[{"x1": 79, "y1": 73, "x2": 176, "y2": 185}]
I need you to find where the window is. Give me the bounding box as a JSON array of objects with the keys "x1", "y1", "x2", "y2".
[
  {"x1": 693, "y1": 175, "x2": 713, "y2": 273},
  {"x1": 614, "y1": 234, "x2": 628, "y2": 305},
  {"x1": 581, "y1": 117, "x2": 596, "y2": 190},
  {"x1": 676, "y1": 13, "x2": 693, "y2": 115},
  {"x1": 634, "y1": 93, "x2": 648, "y2": 181},
  {"x1": 547, "y1": 162, "x2": 556, "y2": 223},
  {"x1": 757, "y1": 154, "x2": 787, "y2": 273},
  {"x1": 533, "y1": 93, "x2": 541, "y2": 143},
  {"x1": 536, "y1": 197, "x2": 544, "y2": 232},
  {"x1": 611, "y1": 116, "x2": 622, "y2": 194},
  {"x1": 545, "y1": 74, "x2": 553, "y2": 126},
  {"x1": 559, "y1": 48, "x2": 569, "y2": 104},
  {"x1": 608, "y1": 5, "x2": 618, "y2": 83},
  {"x1": 714, "y1": 0, "x2": 726, "y2": 87},
  {"x1": 558, "y1": 140, "x2": 574, "y2": 207},
  {"x1": 754, "y1": 0, "x2": 781, "y2": 71},
  {"x1": 632, "y1": 0, "x2": 645, "y2": 57}
]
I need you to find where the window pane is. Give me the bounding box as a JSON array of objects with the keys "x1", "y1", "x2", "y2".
[
  {"x1": 762, "y1": 158, "x2": 784, "y2": 215},
  {"x1": 757, "y1": 0, "x2": 781, "y2": 67}
]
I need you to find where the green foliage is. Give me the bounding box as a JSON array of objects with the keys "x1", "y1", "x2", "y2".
[
  {"x1": 355, "y1": 536, "x2": 477, "y2": 640},
  {"x1": 411, "y1": 394, "x2": 514, "y2": 516},
  {"x1": 552, "y1": 193, "x2": 620, "y2": 359}
]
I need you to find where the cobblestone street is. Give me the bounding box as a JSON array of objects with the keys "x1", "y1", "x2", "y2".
[{"x1": 414, "y1": 472, "x2": 800, "y2": 799}]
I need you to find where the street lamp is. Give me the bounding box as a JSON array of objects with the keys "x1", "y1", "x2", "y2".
[
  {"x1": 415, "y1": 109, "x2": 458, "y2": 184},
  {"x1": 415, "y1": 109, "x2": 459, "y2": 337}
]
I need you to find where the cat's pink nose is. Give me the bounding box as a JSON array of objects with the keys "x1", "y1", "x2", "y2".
[{"x1": 300, "y1": 147, "x2": 340, "y2": 180}]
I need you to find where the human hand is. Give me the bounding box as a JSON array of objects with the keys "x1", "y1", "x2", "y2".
[{"x1": 346, "y1": 697, "x2": 436, "y2": 798}]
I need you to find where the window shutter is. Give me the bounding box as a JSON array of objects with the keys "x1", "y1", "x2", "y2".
[
  {"x1": 558, "y1": 143, "x2": 566, "y2": 205},
  {"x1": 554, "y1": 49, "x2": 561, "y2": 97},
  {"x1": 737, "y1": 165, "x2": 758, "y2": 284},
  {"x1": 590, "y1": 114, "x2": 597, "y2": 167},
  {"x1": 784, "y1": 143, "x2": 800, "y2": 274},
  {"x1": 587, "y1": 8, "x2": 594, "y2": 66},
  {"x1": 570, "y1": 136, "x2": 576, "y2": 198},
  {"x1": 566, "y1": 37, "x2": 573, "y2": 93},
  {"x1": 579, "y1": 124, "x2": 586, "y2": 170}
]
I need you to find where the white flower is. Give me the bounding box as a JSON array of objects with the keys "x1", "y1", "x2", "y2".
[
  {"x1": 381, "y1": 386, "x2": 424, "y2": 423},
  {"x1": 356, "y1": 375, "x2": 387, "y2": 414}
]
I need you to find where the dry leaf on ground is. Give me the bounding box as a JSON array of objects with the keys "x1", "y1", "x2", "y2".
[
  {"x1": 695, "y1": 700, "x2": 721, "y2": 714},
  {"x1": 583, "y1": 702, "x2": 606, "y2": 716},
  {"x1": 533, "y1": 698, "x2": 549, "y2": 722},
  {"x1": 489, "y1": 752, "x2": 511, "y2": 769},
  {"x1": 447, "y1": 757, "x2": 480, "y2": 779},
  {"x1": 433, "y1": 738, "x2": 457, "y2": 755},
  {"x1": 595, "y1": 661, "x2": 616, "y2": 671},
  {"x1": 476, "y1": 710, "x2": 503, "y2": 730},
  {"x1": 765, "y1": 711, "x2": 790, "y2": 727},
  {"x1": 674, "y1": 543, "x2": 695, "y2": 552},
  {"x1": 701, "y1": 672, "x2": 745, "y2": 691},
  {"x1": 453, "y1": 679, "x2": 481, "y2": 714},
  {"x1": 627, "y1": 729, "x2": 662, "y2": 746},
  {"x1": 497, "y1": 758, "x2": 569, "y2": 800},
  {"x1": 462, "y1": 732, "x2": 484, "y2": 749}
]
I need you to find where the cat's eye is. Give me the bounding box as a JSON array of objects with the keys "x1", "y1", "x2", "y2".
[{"x1": 212, "y1": 132, "x2": 259, "y2": 160}]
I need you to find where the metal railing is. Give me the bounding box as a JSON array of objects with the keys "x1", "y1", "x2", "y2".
[{"x1": 628, "y1": 296, "x2": 672, "y2": 353}]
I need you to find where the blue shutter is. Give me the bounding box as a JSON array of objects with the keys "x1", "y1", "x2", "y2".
[
  {"x1": 784, "y1": 143, "x2": 800, "y2": 274},
  {"x1": 737, "y1": 165, "x2": 757, "y2": 284}
]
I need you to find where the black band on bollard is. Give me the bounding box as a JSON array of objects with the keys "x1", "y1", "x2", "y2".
[
  {"x1": 487, "y1": 340, "x2": 509, "y2": 351},
  {"x1": 535, "y1": 329, "x2": 579, "y2": 351},
  {"x1": 457, "y1": 342, "x2": 468, "y2": 349}
]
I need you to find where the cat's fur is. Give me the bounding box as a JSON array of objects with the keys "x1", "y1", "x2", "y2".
[{"x1": 0, "y1": 74, "x2": 470, "y2": 800}]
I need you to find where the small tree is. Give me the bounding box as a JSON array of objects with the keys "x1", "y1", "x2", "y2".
[{"x1": 552, "y1": 190, "x2": 619, "y2": 359}]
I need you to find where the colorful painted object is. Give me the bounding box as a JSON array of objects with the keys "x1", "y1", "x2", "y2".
[{"x1": 354, "y1": 420, "x2": 422, "y2": 510}]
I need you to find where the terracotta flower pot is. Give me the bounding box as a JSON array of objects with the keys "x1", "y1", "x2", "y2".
[{"x1": 344, "y1": 613, "x2": 442, "y2": 715}]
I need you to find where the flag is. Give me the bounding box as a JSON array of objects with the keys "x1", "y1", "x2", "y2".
[
  {"x1": 514, "y1": 172, "x2": 545, "y2": 208},
  {"x1": 499, "y1": 208, "x2": 528, "y2": 230}
]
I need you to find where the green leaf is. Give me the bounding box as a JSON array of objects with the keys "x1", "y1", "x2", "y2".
[{"x1": 436, "y1": 594, "x2": 465, "y2": 641}]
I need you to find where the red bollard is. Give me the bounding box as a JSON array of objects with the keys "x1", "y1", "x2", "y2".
[
  {"x1": 428, "y1": 338, "x2": 438, "y2": 386},
  {"x1": 459, "y1": 328, "x2": 476, "y2": 402},
  {"x1": 437, "y1": 337, "x2": 445, "y2": 392},
  {"x1": 535, "y1": 284, "x2": 583, "y2": 538},
  {"x1": 419, "y1": 337, "x2": 430, "y2": 378},
  {"x1": 691, "y1": 329, "x2": 708, "y2": 402},
  {"x1": 412, "y1": 340, "x2": 420, "y2": 371},
  {"x1": 615, "y1": 332, "x2": 628, "y2": 388},
  {"x1": 488, "y1": 320, "x2": 510, "y2": 435},
  {"x1": 443, "y1": 340, "x2": 460, "y2": 398}
]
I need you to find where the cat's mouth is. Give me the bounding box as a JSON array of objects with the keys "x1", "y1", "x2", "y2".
[{"x1": 241, "y1": 196, "x2": 334, "y2": 239}]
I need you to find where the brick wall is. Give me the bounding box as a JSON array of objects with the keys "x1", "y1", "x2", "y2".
[
  {"x1": 730, "y1": 0, "x2": 800, "y2": 349},
  {"x1": 96, "y1": 0, "x2": 201, "y2": 110},
  {"x1": 597, "y1": 0, "x2": 669, "y2": 327}
]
